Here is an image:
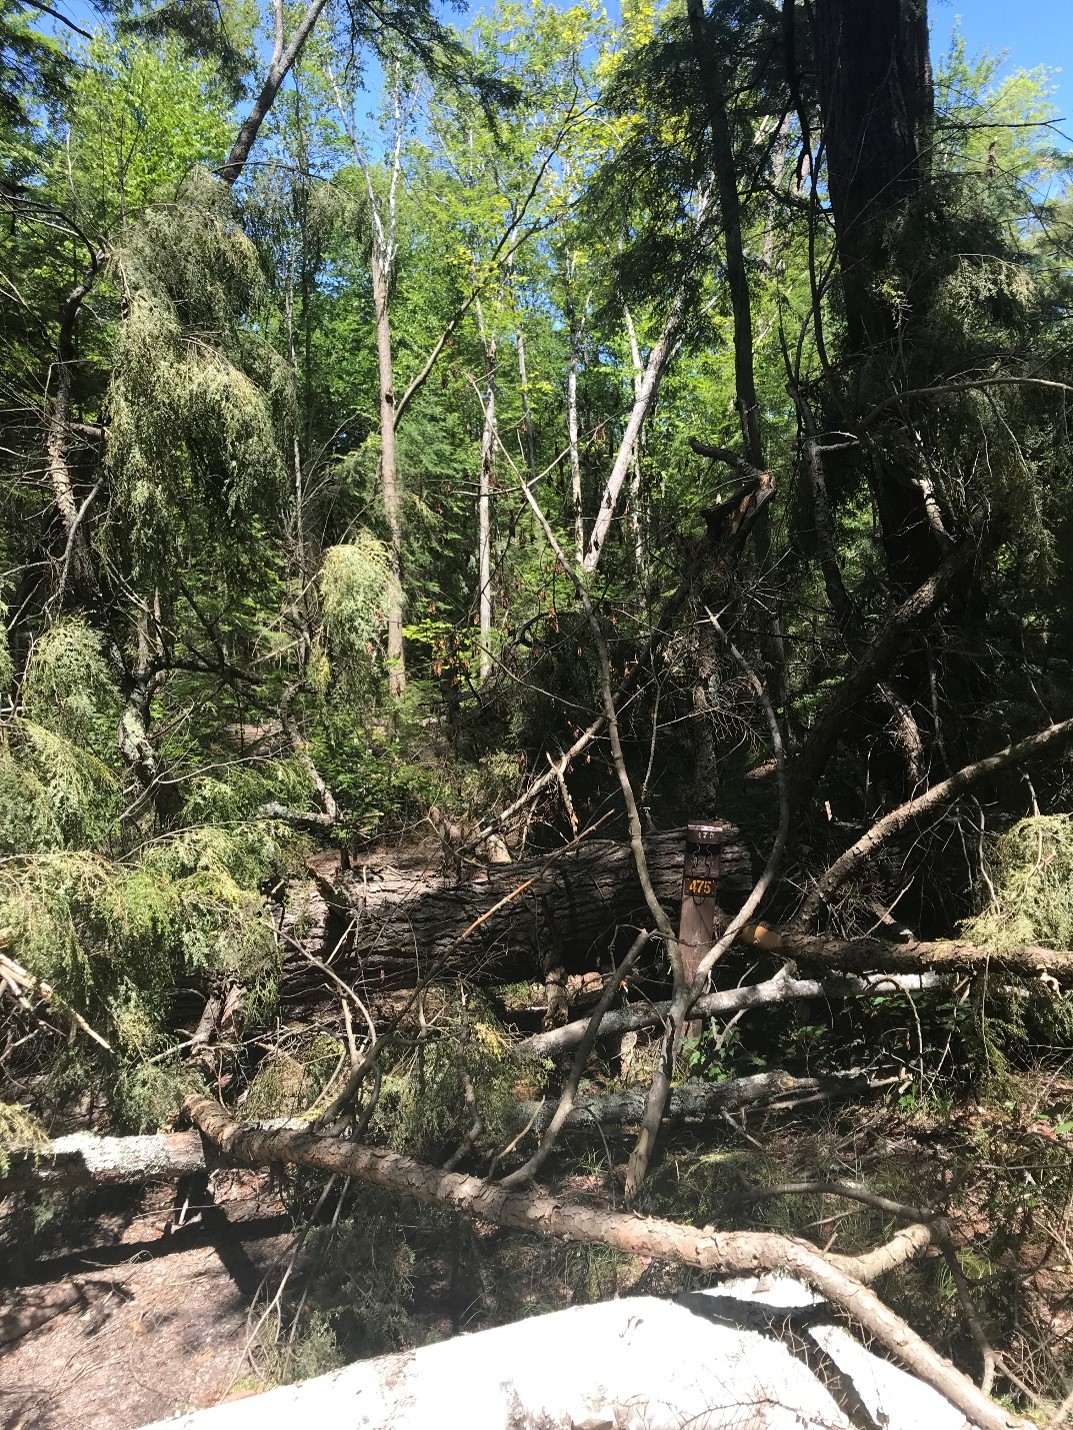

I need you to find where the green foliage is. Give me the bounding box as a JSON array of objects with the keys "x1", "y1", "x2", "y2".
[
  {"x1": 319, "y1": 532, "x2": 398, "y2": 684},
  {"x1": 964, "y1": 816, "x2": 1073, "y2": 953},
  {"x1": 104, "y1": 171, "x2": 291, "y2": 583},
  {"x1": 0, "y1": 1099, "x2": 48, "y2": 1176},
  {"x1": 0, "y1": 722, "x2": 121, "y2": 854},
  {"x1": 378, "y1": 1005, "x2": 541, "y2": 1161},
  {"x1": 0, "y1": 824, "x2": 282, "y2": 1055},
  {"x1": 23, "y1": 620, "x2": 121, "y2": 749},
  {"x1": 67, "y1": 34, "x2": 232, "y2": 228},
  {"x1": 112, "y1": 1061, "x2": 203, "y2": 1133}
]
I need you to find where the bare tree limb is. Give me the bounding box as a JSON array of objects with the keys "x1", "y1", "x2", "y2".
[
  {"x1": 799, "y1": 714, "x2": 1073, "y2": 925},
  {"x1": 517, "y1": 969, "x2": 947, "y2": 1059},
  {"x1": 218, "y1": 0, "x2": 331, "y2": 185},
  {"x1": 791, "y1": 540, "x2": 978, "y2": 810},
  {"x1": 186, "y1": 1094, "x2": 1031, "y2": 1430},
  {"x1": 583, "y1": 274, "x2": 694, "y2": 575},
  {"x1": 500, "y1": 930, "x2": 648, "y2": 1187}
]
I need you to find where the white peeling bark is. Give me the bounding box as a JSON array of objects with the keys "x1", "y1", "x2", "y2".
[{"x1": 583, "y1": 279, "x2": 690, "y2": 575}]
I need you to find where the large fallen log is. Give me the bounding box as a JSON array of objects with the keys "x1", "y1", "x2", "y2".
[
  {"x1": 518, "y1": 969, "x2": 945, "y2": 1057},
  {"x1": 0, "y1": 1130, "x2": 209, "y2": 1195},
  {"x1": 134, "y1": 1277, "x2": 968, "y2": 1430},
  {"x1": 314, "y1": 826, "x2": 753, "y2": 980},
  {"x1": 184, "y1": 1094, "x2": 1026, "y2": 1430}
]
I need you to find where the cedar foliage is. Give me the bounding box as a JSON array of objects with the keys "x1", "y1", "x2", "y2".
[{"x1": 1, "y1": 0, "x2": 1073, "y2": 1412}]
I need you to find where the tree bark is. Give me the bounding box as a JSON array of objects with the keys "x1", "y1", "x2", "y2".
[
  {"x1": 583, "y1": 276, "x2": 691, "y2": 575},
  {"x1": 518, "y1": 1068, "x2": 882, "y2": 1132},
  {"x1": 316, "y1": 827, "x2": 752, "y2": 980},
  {"x1": 811, "y1": 0, "x2": 933, "y2": 354},
  {"x1": 219, "y1": 0, "x2": 331, "y2": 186},
  {"x1": 742, "y1": 923, "x2": 1073, "y2": 982},
  {"x1": 185, "y1": 1094, "x2": 1028, "y2": 1430},
  {"x1": 0, "y1": 1130, "x2": 207, "y2": 1195}
]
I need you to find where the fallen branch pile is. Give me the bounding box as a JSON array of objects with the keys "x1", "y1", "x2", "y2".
[{"x1": 184, "y1": 1093, "x2": 1029, "y2": 1430}]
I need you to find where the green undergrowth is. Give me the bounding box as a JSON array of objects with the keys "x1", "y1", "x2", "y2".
[
  {"x1": 0, "y1": 1099, "x2": 48, "y2": 1176},
  {"x1": 372, "y1": 995, "x2": 546, "y2": 1161},
  {"x1": 0, "y1": 617, "x2": 314, "y2": 1129},
  {"x1": 965, "y1": 815, "x2": 1073, "y2": 954}
]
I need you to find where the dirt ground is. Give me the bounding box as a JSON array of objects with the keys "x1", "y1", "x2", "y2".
[{"x1": 0, "y1": 1171, "x2": 293, "y2": 1430}]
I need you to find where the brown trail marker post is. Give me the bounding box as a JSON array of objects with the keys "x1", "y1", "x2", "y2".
[{"x1": 679, "y1": 821, "x2": 724, "y2": 1040}]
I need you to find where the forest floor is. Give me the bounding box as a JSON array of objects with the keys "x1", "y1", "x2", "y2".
[
  {"x1": 5, "y1": 843, "x2": 1073, "y2": 1425},
  {"x1": 0, "y1": 1172, "x2": 294, "y2": 1430},
  {"x1": 5, "y1": 1098, "x2": 1073, "y2": 1428}
]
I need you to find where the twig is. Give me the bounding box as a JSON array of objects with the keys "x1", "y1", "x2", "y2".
[{"x1": 0, "y1": 951, "x2": 111, "y2": 1052}]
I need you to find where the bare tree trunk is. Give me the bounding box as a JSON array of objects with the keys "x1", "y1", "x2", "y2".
[
  {"x1": 685, "y1": 5, "x2": 788, "y2": 709},
  {"x1": 371, "y1": 244, "x2": 406, "y2": 698},
  {"x1": 811, "y1": 0, "x2": 933, "y2": 354},
  {"x1": 583, "y1": 275, "x2": 692, "y2": 575},
  {"x1": 567, "y1": 303, "x2": 584, "y2": 564},
  {"x1": 475, "y1": 301, "x2": 497, "y2": 683},
  {"x1": 508, "y1": 251, "x2": 537, "y2": 484},
  {"x1": 219, "y1": 0, "x2": 331, "y2": 186},
  {"x1": 622, "y1": 304, "x2": 647, "y2": 571}
]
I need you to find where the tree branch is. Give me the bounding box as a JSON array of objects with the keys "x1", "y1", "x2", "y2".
[
  {"x1": 799, "y1": 714, "x2": 1073, "y2": 925},
  {"x1": 186, "y1": 1094, "x2": 1030, "y2": 1430}
]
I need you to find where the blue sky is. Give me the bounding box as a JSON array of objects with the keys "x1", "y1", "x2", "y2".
[{"x1": 931, "y1": 0, "x2": 1072, "y2": 126}]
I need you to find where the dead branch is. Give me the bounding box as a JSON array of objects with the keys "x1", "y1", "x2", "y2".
[
  {"x1": 741, "y1": 1178, "x2": 938, "y2": 1223},
  {"x1": 0, "y1": 950, "x2": 111, "y2": 1051},
  {"x1": 517, "y1": 1069, "x2": 886, "y2": 1132},
  {"x1": 500, "y1": 930, "x2": 648, "y2": 1187},
  {"x1": 799, "y1": 713, "x2": 1073, "y2": 925},
  {"x1": 790, "y1": 540, "x2": 978, "y2": 810},
  {"x1": 517, "y1": 969, "x2": 947, "y2": 1058},
  {"x1": 185, "y1": 1094, "x2": 1030, "y2": 1430},
  {"x1": 739, "y1": 923, "x2": 1073, "y2": 981}
]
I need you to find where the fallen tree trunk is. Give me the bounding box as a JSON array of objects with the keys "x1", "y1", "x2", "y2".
[
  {"x1": 518, "y1": 969, "x2": 945, "y2": 1057},
  {"x1": 318, "y1": 827, "x2": 753, "y2": 979},
  {"x1": 0, "y1": 1130, "x2": 208, "y2": 1195},
  {"x1": 185, "y1": 1094, "x2": 1026, "y2": 1430},
  {"x1": 0, "y1": 1070, "x2": 865, "y2": 1195},
  {"x1": 739, "y1": 923, "x2": 1073, "y2": 980},
  {"x1": 521, "y1": 1069, "x2": 886, "y2": 1131}
]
